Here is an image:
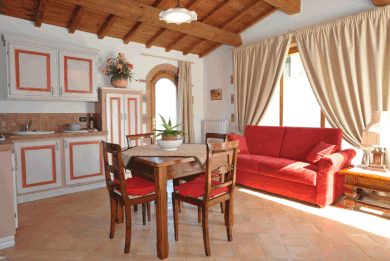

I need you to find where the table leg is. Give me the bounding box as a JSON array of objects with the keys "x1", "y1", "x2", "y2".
[
  {"x1": 155, "y1": 166, "x2": 169, "y2": 259},
  {"x1": 344, "y1": 184, "x2": 357, "y2": 210}
]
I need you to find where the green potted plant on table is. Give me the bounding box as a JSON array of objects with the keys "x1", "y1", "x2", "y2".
[
  {"x1": 154, "y1": 114, "x2": 184, "y2": 151},
  {"x1": 103, "y1": 53, "x2": 133, "y2": 88}
]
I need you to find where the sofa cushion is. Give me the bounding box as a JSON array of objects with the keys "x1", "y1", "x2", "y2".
[
  {"x1": 306, "y1": 141, "x2": 337, "y2": 164},
  {"x1": 244, "y1": 125, "x2": 286, "y2": 157},
  {"x1": 258, "y1": 157, "x2": 318, "y2": 186},
  {"x1": 279, "y1": 127, "x2": 342, "y2": 162},
  {"x1": 227, "y1": 134, "x2": 249, "y2": 154},
  {"x1": 237, "y1": 154, "x2": 267, "y2": 174}
]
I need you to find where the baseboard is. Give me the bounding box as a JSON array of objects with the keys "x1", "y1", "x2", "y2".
[
  {"x1": 17, "y1": 182, "x2": 106, "y2": 203},
  {"x1": 0, "y1": 235, "x2": 15, "y2": 249}
]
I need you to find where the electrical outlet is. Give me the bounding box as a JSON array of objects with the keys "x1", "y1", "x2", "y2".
[{"x1": 79, "y1": 117, "x2": 87, "y2": 122}]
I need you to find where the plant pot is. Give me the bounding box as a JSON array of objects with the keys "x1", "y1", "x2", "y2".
[
  {"x1": 162, "y1": 134, "x2": 178, "y2": 141},
  {"x1": 111, "y1": 78, "x2": 128, "y2": 88},
  {"x1": 157, "y1": 139, "x2": 183, "y2": 151}
]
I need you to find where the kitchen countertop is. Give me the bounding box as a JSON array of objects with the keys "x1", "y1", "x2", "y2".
[{"x1": 0, "y1": 131, "x2": 108, "y2": 147}]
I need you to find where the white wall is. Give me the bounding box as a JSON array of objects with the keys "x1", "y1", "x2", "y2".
[
  {"x1": 0, "y1": 15, "x2": 204, "y2": 142},
  {"x1": 203, "y1": 0, "x2": 376, "y2": 130}
]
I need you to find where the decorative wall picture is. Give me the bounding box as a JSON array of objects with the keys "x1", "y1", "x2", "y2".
[
  {"x1": 231, "y1": 94, "x2": 234, "y2": 104},
  {"x1": 210, "y1": 89, "x2": 222, "y2": 100},
  {"x1": 230, "y1": 113, "x2": 235, "y2": 123}
]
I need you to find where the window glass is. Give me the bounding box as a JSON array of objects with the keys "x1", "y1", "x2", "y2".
[{"x1": 155, "y1": 78, "x2": 177, "y2": 130}]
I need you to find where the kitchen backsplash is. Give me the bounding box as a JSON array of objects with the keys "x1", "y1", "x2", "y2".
[{"x1": 0, "y1": 113, "x2": 101, "y2": 134}]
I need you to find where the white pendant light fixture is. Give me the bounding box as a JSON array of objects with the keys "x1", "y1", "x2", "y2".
[{"x1": 159, "y1": 0, "x2": 197, "y2": 25}]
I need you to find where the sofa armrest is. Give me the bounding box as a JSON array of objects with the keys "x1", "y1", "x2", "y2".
[{"x1": 315, "y1": 149, "x2": 356, "y2": 207}]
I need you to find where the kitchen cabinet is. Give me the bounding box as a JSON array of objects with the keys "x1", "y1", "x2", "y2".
[
  {"x1": 100, "y1": 88, "x2": 142, "y2": 148},
  {"x1": 8, "y1": 43, "x2": 58, "y2": 98},
  {"x1": 14, "y1": 140, "x2": 62, "y2": 194},
  {"x1": 64, "y1": 136, "x2": 105, "y2": 185},
  {"x1": 59, "y1": 50, "x2": 98, "y2": 101},
  {"x1": 2, "y1": 32, "x2": 99, "y2": 102}
]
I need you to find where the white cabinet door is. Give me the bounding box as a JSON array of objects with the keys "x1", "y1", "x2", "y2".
[
  {"x1": 59, "y1": 50, "x2": 97, "y2": 101},
  {"x1": 64, "y1": 136, "x2": 105, "y2": 185},
  {"x1": 8, "y1": 43, "x2": 58, "y2": 97},
  {"x1": 124, "y1": 94, "x2": 141, "y2": 137},
  {"x1": 14, "y1": 140, "x2": 61, "y2": 194},
  {"x1": 106, "y1": 93, "x2": 126, "y2": 147}
]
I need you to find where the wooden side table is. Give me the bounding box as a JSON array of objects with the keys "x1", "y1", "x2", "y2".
[{"x1": 340, "y1": 167, "x2": 390, "y2": 216}]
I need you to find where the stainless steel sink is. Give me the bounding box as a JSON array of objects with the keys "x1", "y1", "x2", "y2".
[{"x1": 12, "y1": 130, "x2": 55, "y2": 136}]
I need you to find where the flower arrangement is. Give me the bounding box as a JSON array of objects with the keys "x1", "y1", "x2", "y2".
[{"x1": 103, "y1": 53, "x2": 133, "y2": 87}]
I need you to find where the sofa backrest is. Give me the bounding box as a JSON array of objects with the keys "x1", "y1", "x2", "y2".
[
  {"x1": 279, "y1": 127, "x2": 343, "y2": 162},
  {"x1": 244, "y1": 125, "x2": 286, "y2": 157}
]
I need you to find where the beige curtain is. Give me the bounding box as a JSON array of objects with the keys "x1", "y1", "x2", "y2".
[
  {"x1": 177, "y1": 61, "x2": 195, "y2": 143},
  {"x1": 233, "y1": 34, "x2": 292, "y2": 132},
  {"x1": 295, "y1": 7, "x2": 390, "y2": 152}
]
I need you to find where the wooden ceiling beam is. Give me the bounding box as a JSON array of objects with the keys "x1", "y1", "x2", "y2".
[
  {"x1": 98, "y1": 14, "x2": 118, "y2": 39},
  {"x1": 123, "y1": 0, "x2": 163, "y2": 44},
  {"x1": 184, "y1": 0, "x2": 265, "y2": 55},
  {"x1": 146, "y1": 0, "x2": 200, "y2": 49},
  {"x1": 263, "y1": 0, "x2": 300, "y2": 15},
  {"x1": 68, "y1": 5, "x2": 85, "y2": 33},
  {"x1": 57, "y1": 0, "x2": 242, "y2": 47},
  {"x1": 34, "y1": 0, "x2": 48, "y2": 27},
  {"x1": 165, "y1": 0, "x2": 232, "y2": 52},
  {"x1": 372, "y1": 0, "x2": 390, "y2": 5},
  {"x1": 199, "y1": 7, "x2": 277, "y2": 57}
]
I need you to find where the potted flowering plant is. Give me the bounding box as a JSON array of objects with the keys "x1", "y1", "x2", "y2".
[{"x1": 103, "y1": 53, "x2": 133, "y2": 88}]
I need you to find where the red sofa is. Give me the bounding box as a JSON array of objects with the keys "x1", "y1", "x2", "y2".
[{"x1": 228, "y1": 126, "x2": 356, "y2": 207}]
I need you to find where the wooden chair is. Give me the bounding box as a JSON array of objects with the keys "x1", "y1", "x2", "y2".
[
  {"x1": 125, "y1": 133, "x2": 154, "y2": 218},
  {"x1": 126, "y1": 132, "x2": 155, "y2": 149},
  {"x1": 205, "y1": 132, "x2": 227, "y2": 144},
  {"x1": 172, "y1": 140, "x2": 239, "y2": 256},
  {"x1": 102, "y1": 141, "x2": 156, "y2": 253}
]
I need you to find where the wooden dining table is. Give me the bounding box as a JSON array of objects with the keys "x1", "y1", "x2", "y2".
[{"x1": 122, "y1": 144, "x2": 206, "y2": 260}]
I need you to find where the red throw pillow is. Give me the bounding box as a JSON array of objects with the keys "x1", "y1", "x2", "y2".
[
  {"x1": 227, "y1": 133, "x2": 249, "y2": 154},
  {"x1": 306, "y1": 141, "x2": 337, "y2": 164}
]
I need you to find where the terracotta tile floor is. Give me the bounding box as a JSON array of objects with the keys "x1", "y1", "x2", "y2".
[{"x1": 3, "y1": 184, "x2": 390, "y2": 261}]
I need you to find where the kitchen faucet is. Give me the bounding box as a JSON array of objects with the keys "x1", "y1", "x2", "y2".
[{"x1": 25, "y1": 120, "x2": 32, "y2": 132}]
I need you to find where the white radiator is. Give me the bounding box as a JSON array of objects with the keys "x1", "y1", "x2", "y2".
[{"x1": 201, "y1": 119, "x2": 229, "y2": 141}]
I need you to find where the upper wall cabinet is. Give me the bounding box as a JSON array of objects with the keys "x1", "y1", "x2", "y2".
[
  {"x1": 59, "y1": 50, "x2": 97, "y2": 101},
  {"x1": 2, "y1": 33, "x2": 99, "y2": 102},
  {"x1": 8, "y1": 43, "x2": 58, "y2": 97}
]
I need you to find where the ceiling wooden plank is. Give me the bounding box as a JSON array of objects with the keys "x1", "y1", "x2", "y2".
[
  {"x1": 68, "y1": 5, "x2": 85, "y2": 33},
  {"x1": 123, "y1": 0, "x2": 163, "y2": 44},
  {"x1": 199, "y1": 7, "x2": 277, "y2": 57},
  {"x1": 98, "y1": 14, "x2": 118, "y2": 39},
  {"x1": 35, "y1": 0, "x2": 48, "y2": 27},
  {"x1": 263, "y1": 0, "x2": 300, "y2": 15},
  {"x1": 165, "y1": 0, "x2": 232, "y2": 52},
  {"x1": 184, "y1": 0, "x2": 265, "y2": 55},
  {"x1": 372, "y1": 0, "x2": 390, "y2": 5},
  {"x1": 145, "y1": 28, "x2": 165, "y2": 48},
  {"x1": 146, "y1": 0, "x2": 200, "y2": 49},
  {"x1": 57, "y1": 0, "x2": 242, "y2": 47}
]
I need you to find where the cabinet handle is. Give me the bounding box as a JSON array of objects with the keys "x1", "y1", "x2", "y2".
[
  {"x1": 13, "y1": 152, "x2": 18, "y2": 171},
  {"x1": 55, "y1": 142, "x2": 59, "y2": 151},
  {"x1": 123, "y1": 113, "x2": 127, "y2": 121},
  {"x1": 64, "y1": 141, "x2": 68, "y2": 149},
  {"x1": 51, "y1": 86, "x2": 54, "y2": 95}
]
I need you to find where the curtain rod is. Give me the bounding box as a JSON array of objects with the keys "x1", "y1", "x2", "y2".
[{"x1": 141, "y1": 53, "x2": 195, "y2": 64}]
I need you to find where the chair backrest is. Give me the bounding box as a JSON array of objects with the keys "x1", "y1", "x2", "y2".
[
  {"x1": 204, "y1": 140, "x2": 239, "y2": 200},
  {"x1": 205, "y1": 132, "x2": 227, "y2": 144},
  {"x1": 102, "y1": 141, "x2": 128, "y2": 199},
  {"x1": 126, "y1": 133, "x2": 155, "y2": 148}
]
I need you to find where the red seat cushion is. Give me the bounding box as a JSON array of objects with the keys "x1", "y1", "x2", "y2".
[
  {"x1": 174, "y1": 178, "x2": 228, "y2": 198},
  {"x1": 258, "y1": 157, "x2": 318, "y2": 186},
  {"x1": 125, "y1": 177, "x2": 155, "y2": 196},
  {"x1": 237, "y1": 154, "x2": 272, "y2": 174},
  {"x1": 227, "y1": 134, "x2": 249, "y2": 154},
  {"x1": 306, "y1": 141, "x2": 337, "y2": 164},
  {"x1": 244, "y1": 126, "x2": 286, "y2": 157}
]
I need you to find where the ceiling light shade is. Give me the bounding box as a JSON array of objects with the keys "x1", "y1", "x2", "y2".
[{"x1": 159, "y1": 7, "x2": 197, "y2": 25}]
